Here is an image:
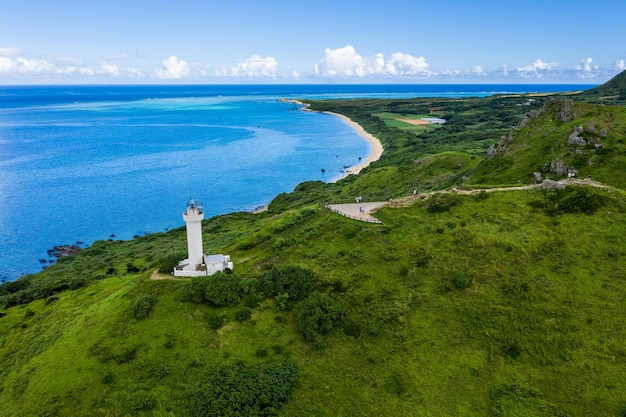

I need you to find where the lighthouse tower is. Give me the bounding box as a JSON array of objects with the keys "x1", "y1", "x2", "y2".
[
  {"x1": 173, "y1": 199, "x2": 233, "y2": 277},
  {"x1": 183, "y1": 199, "x2": 204, "y2": 268}
]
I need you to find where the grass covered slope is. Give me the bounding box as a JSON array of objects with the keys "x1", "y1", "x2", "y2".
[
  {"x1": 577, "y1": 69, "x2": 626, "y2": 105},
  {"x1": 1, "y1": 185, "x2": 626, "y2": 416},
  {"x1": 469, "y1": 99, "x2": 626, "y2": 188},
  {"x1": 2, "y1": 83, "x2": 626, "y2": 416}
]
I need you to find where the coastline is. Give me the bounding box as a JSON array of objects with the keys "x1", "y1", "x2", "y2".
[
  {"x1": 323, "y1": 111, "x2": 384, "y2": 179},
  {"x1": 293, "y1": 100, "x2": 384, "y2": 179}
]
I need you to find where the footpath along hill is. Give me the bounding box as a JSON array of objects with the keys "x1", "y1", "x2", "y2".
[{"x1": 1, "y1": 71, "x2": 626, "y2": 416}]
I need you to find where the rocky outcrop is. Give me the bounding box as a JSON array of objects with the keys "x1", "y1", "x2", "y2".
[
  {"x1": 47, "y1": 244, "x2": 83, "y2": 258},
  {"x1": 568, "y1": 126, "x2": 587, "y2": 146},
  {"x1": 535, "y1": 179, "x2": 565, "y2": 191},
  {"x1": 556, "y1": 100, "x2": 582, "y2": 122},
  {"x1": 485, "y1": 131, "x2": 515, "y2": 160},
  {"x1": 549, "y1": 160, "x2": 569, "y2": 176}
]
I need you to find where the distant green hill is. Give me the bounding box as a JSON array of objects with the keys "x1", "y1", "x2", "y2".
[
  {"x1": 577, "y1": 69, "x2": 626, "y2": 104},
  {"x1": 2, "y1": 79, "x2": 626, "y2": 416}
]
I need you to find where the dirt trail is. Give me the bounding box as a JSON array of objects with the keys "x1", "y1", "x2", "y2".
[{"x1": 386, "y1": 178, "x2": 610, "y2": 208}]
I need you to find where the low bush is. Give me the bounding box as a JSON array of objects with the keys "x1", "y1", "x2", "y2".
[
  {"x1": 234, "y1": 307, "x2": 252, "y2": 322},
  {"x1": 295, "y1": 291, "x2": 346, "y2": 348},
  {"x1": 534, "y1": 186, "x2": 608, "y2": 215},
  {"x1": 132, "y1": 294, "x2": 157, "y2": 319},
  {"x1": 187, "y1": 272, "x2": 244, "y2": 307},
  {"x1": 68, "y1": 277, "x2": 87, "y2": 290},
  {"x1": 452, "y1": 271, "x2": 472, "y2": 289},
  {"x1": 257, "y1": 265, "x2": 317, "y2": 302},
  {"x1": 207, "y1": 313, "x2": 225, "y2": 330},
  {"x1": 425, "y1": 193, "x2": 461, "y2": 213},
  {"x1": 187, "y1": 358, "x2": 298, "y2": 417},
  {"x1": 157, "y1": 252, "x2": 186, "y2": 274}
]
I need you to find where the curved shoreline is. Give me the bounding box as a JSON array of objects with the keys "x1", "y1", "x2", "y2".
[
  {"x1": 322, "y1": 111, "x2": 384, "y2": 179},
  {"x1": 292, "y1": 100, "x2": 384, "y2": 179}
]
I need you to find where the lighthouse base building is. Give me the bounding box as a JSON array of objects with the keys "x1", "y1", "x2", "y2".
[{"x1": 173, "y1": 199, "x2": 233, "y2": 277}]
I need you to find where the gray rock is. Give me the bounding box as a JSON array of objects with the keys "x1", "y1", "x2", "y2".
[
  {"x1": 485, "y1": 145, "x2": 499, "y2": 159},
  {"x1": 536, "y1": 179, "x2": 565, "y2": 190},
  {"x1": 550, "y1": 160, "x2": 569, "y2": 176},
  {"x1": 568, "y1": 129, "x2": 587, "y2": 146}
]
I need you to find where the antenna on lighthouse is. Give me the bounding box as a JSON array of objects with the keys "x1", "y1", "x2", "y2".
[{"x1": 188, "y1": 179, "x2": 193, "y2": 201}]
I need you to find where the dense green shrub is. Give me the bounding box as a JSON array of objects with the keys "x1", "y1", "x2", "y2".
[
  {"x1": 0, "y1": 277, "x2": 32, "y2": 296},
  {"x1": 533, "y1": 186, "x2": 608, "y2": 215},
  {"x1": 425, "y1": 193, "x2": 461, "y2": 213},
  {"x1": 158, "y1": 252, "x2": 186, "y2": 274},
  {"x1": 452, "y1": 271, "x2": 473, "y2": 289},
  {"x1": 203, "y1": 273, "x2": 243, "y2": 306},
  {"x1": 257, "y1": 265, "x2": 317, "y2": 302},
  {"x1": 187, "y1": 358, "x2": 298, "y2": 417},
  {"x1": 132, "y1": 294, "x2": 157, "y2": 319},
  {"x1": 295, "y1": 291, "x2": 346, "y2": 348},
  {"x1": 207, "y1": 313, "x2": 225, "y2": 330},
  {"x1": 68, "y1": 277, "x2": 87, "y2": 290},
  {"x1": 187, "y1": 272, "x2": 243, "y2": 307},
  {"x1": 234, "y1": 307, "x2": 252, "y2": 322}
]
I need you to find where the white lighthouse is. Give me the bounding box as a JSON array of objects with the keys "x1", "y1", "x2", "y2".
[
  {"x1": 183, "y1": 200, "x2": 204, "y2": 268},
  {"x1": 173, "y1": 199, "x2": 233, "y2": 277}
]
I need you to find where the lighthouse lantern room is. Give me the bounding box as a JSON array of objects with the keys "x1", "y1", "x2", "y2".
[{"x1": 173, "y1": 199, "x2": 233, "y2": 277}]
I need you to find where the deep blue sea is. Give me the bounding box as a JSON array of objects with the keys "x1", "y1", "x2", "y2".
[{"x1": 0, "y1": 84, "x2": 593, "y2": 280}]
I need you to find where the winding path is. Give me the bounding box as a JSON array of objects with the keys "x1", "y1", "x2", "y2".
[{"x1": 325, "y1": 178, "x2": 611, "y2": 223}]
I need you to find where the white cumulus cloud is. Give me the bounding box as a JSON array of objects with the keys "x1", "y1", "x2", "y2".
[
  {"x1": 215, "y1": 54, "x2": 278, "y2": 78},
  {"x1": 154, "y1": 55, "x2": 189, "y2": 79},
  {"x1": 314, "y1": 45, "x2": 430, "y2": 79},
  {"x1": 62, "y1": 66, "x2": 94, "y2": 76},
  {"x1": 515, "y1": 58, "x2": 557, "y2": 77},
  {"x1": 473, "y1": 66, "x2": 486, "y2": 76},
  {"x1": 386, "y1": 52, "x2": 429, "y2": 75},
  {"x1": 614, "y1": 59, "x2": 625, "y2": 71},
  {"x1": 314, "y1": 45, "x2": 366, "y2": 77},
  {"x1": 574, "y1": 57, "x2": 600, "y2": 78},
  {"x1": 0, "y1": 56, "x2": 57, "y2": 74},
  {"x1": 99, "y1": 62, "x2": 119, "y2": 76},
  {"x1": 0, "y1": 53, "x2": 113, "y2": 78}
]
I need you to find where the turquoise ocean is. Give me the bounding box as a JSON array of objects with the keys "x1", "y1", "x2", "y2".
[{"x1": 0, "y1": 84, "x2": 592, "y2": 280}]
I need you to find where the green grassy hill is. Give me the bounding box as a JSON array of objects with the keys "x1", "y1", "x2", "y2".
[
  {"x1": 2, "y1": 82, "x2": 626, "y2": 416},
  {"x1": 577, "y1": 69, "x2": 626, "y2": 104},
  {"x1": 469, "y1": 99, "x2": 626, "y2": 188}
]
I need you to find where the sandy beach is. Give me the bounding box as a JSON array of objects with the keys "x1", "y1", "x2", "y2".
[
  {"x1": 288, "y1": 100, "x2": 384, "y2": 179},
  {"x1": 323, "y1": 111, "x2": 384, "y2": 178}
]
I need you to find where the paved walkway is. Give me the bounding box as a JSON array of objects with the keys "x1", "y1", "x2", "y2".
[{"x1": 325, "y1": 202, "x2": 389, "y2": 223}]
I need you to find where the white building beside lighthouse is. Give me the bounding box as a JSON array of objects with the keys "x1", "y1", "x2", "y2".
[{"x1": 173, "y1": 199, "x2": 233, "y2": 277}]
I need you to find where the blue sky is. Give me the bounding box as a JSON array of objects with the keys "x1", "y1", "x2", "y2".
[{"x1": 1, "y1": 0, "x2": 625, "y2": 84}]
